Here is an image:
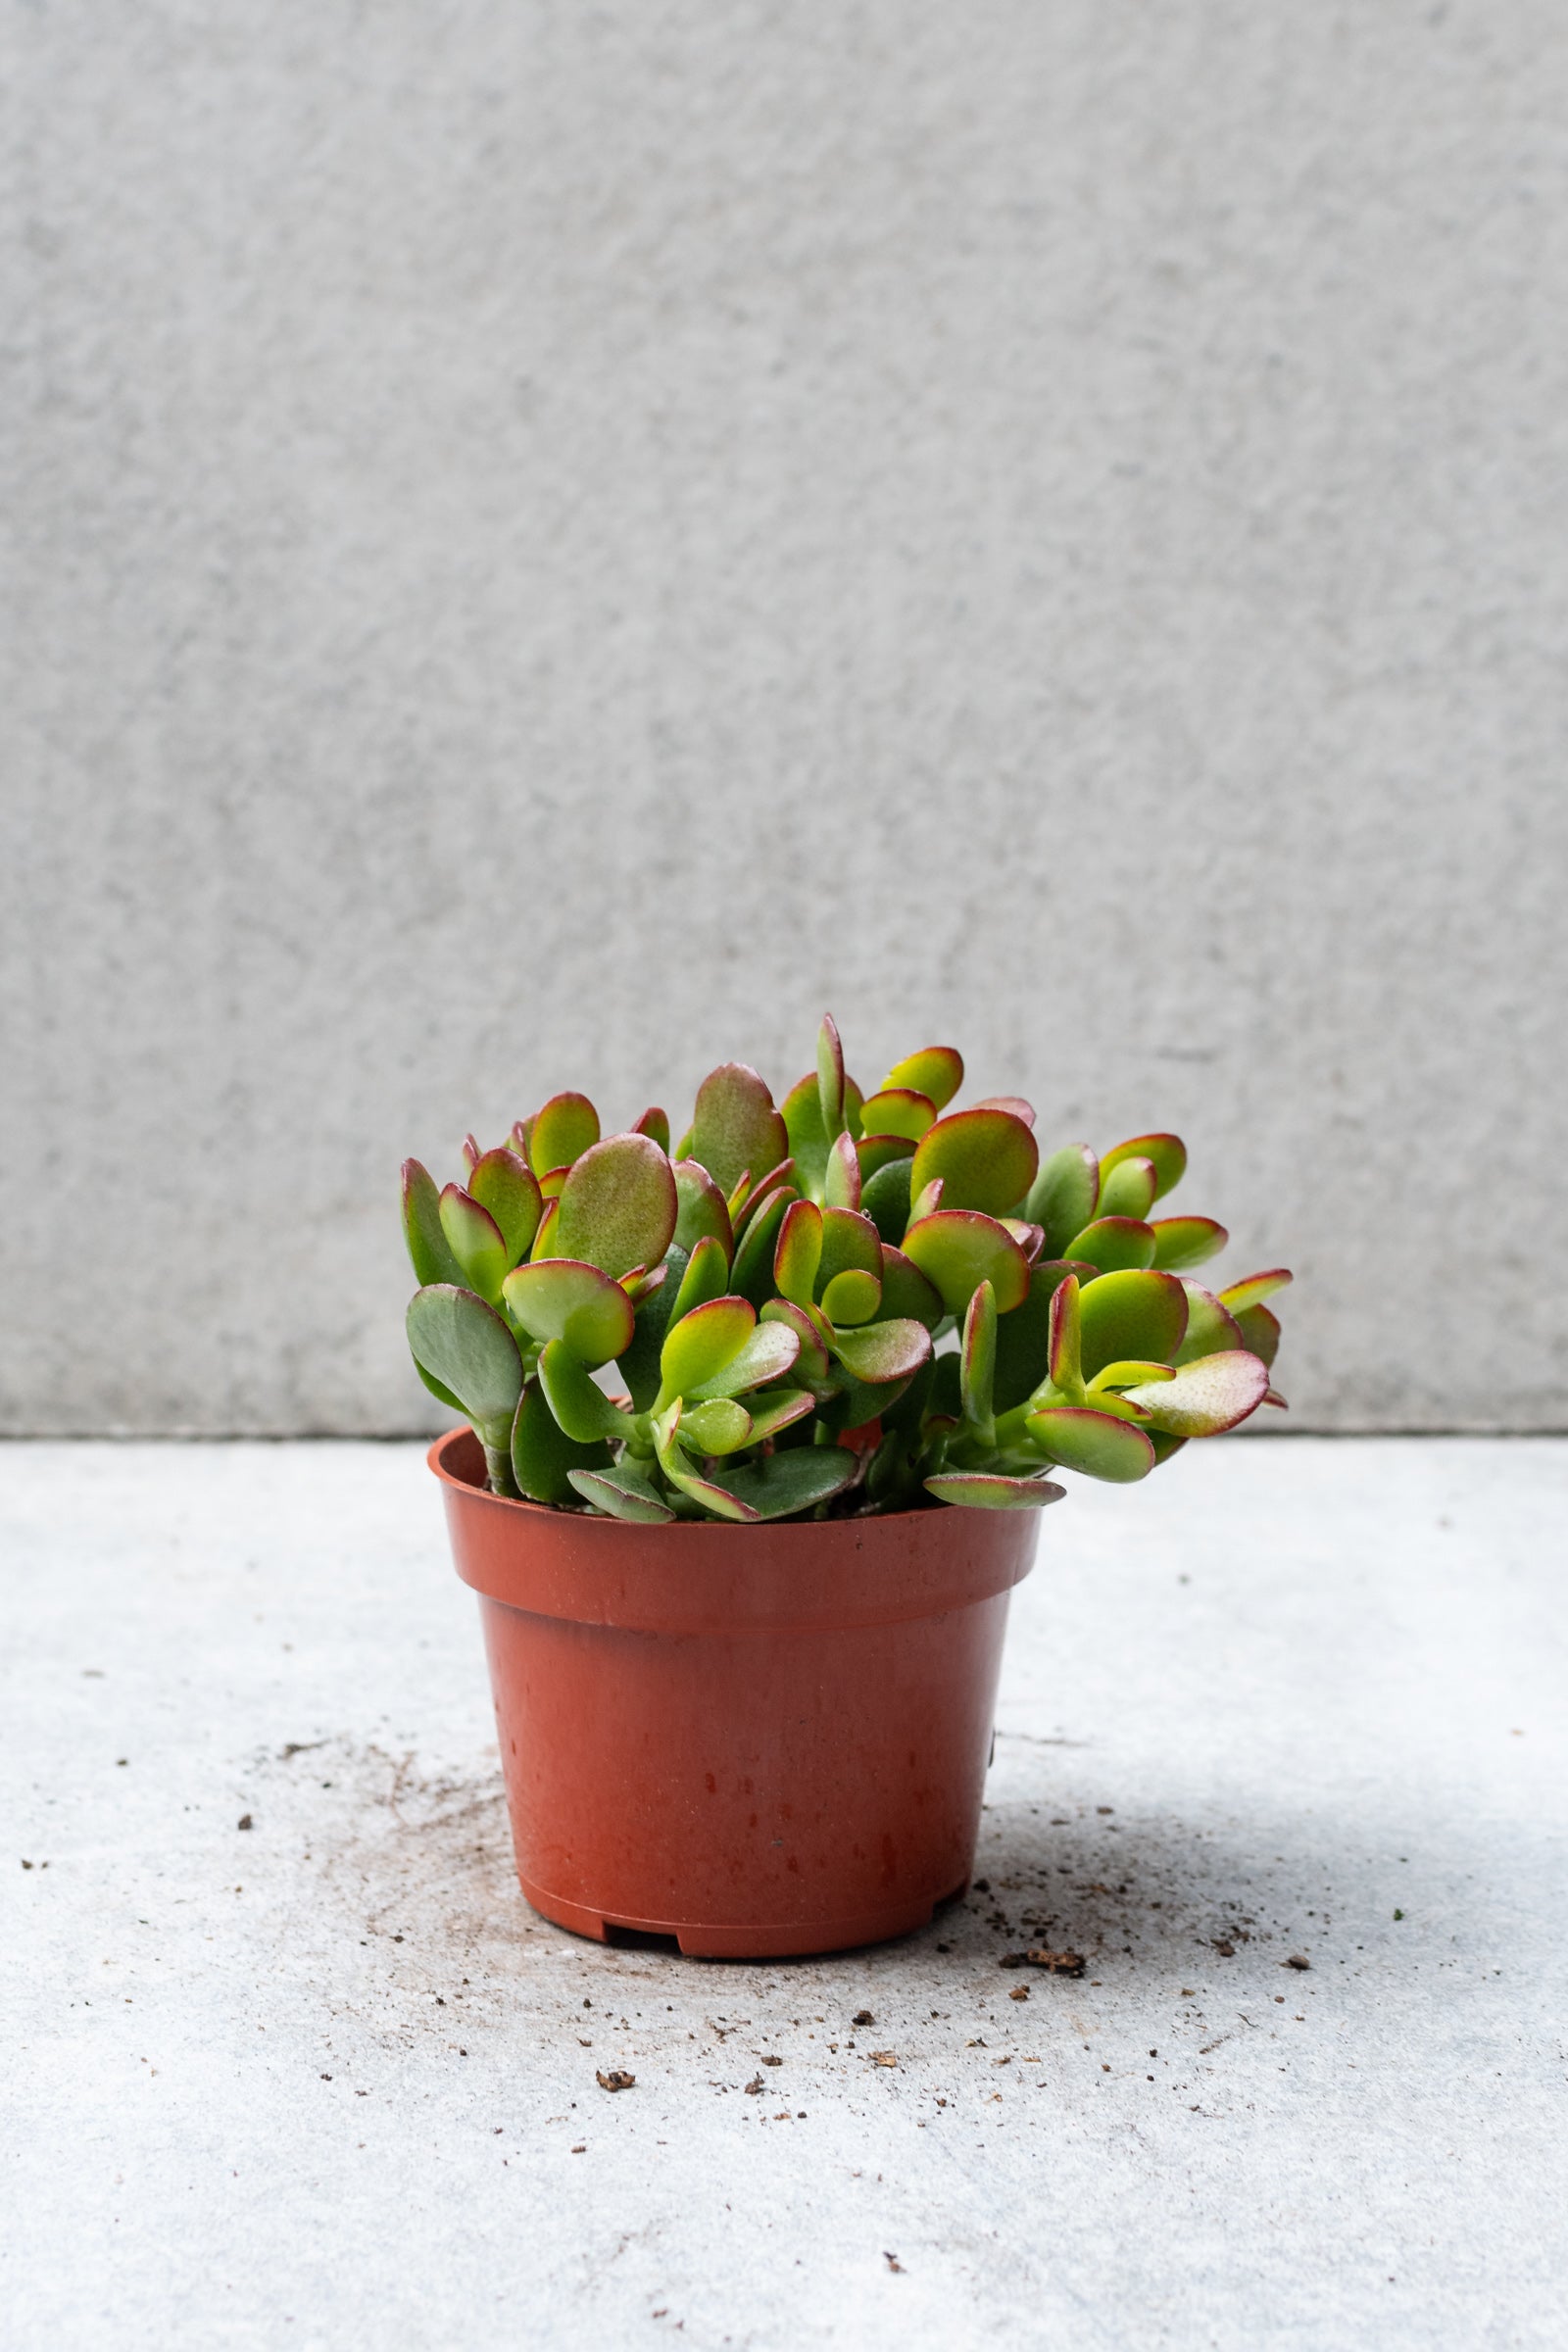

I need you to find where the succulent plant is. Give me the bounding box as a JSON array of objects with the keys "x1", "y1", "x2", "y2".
[{"x1": 401, "y1": 1018, "x2": 1290, "y2": 1525}]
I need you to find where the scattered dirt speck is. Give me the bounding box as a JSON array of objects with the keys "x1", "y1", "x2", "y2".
[{"x1": 596, "y1": 2070, "x2": 635, "y2": 2092}]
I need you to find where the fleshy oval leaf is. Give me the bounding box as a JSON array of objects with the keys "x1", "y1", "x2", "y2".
[
  {"x1": 685, "y1": 1318, "x2": 802, "y2": 1402},
  {"x1": 527, "y1": 1093, "x2": 601, "y2": 1180},
  {"x1": 820, "y1": 1267, "x2": 882, "y2": 1326},
  {"x1": 877, "y1": 1245, "x2": 943, "y2": 1329},
  {"x1": 406, "y1": 1285, "x2": 523, "y2": 1442},
  {"x1": 1095, "y1": 1155, "x2": 1157, "y2": 1223},
  {"x1": 511, "y1": 1379, "x2": 610, "y2": 1503},
  {"x1": 1118, "y1": 1350, "x2": 1270, "y2": 1436},
  {"x1": 1062, "y1": 1216, "x2": 1157, "y2": 1275},
  {"x1": 773, "y1": 1199, "x2": 823, "y2": 1307},
  {"x1": 671, "y1": 1160, "x2": 734, "y2": 1261},
  {"x1": 536, "y1": 1339, "x2": 635, "y2": 1445},
  {"x1": 1024, "y1": 1406, "x2": 1156, "y2": 1483},
  {"x1": 901, "y1": 1210, "x2": 1030, "y2": 1317},
  {"x1": 1151, "y1": 1216, "x2": 1228, "y2": 1272},
  {"x1": 1217, "y1": 1269, "x2": 1294, "y2": 1315},
  {"x1": 1102, "y1": 1133, "x2": 1187, "y2": 1201},
  {"x1": 566, "y1": 1461, "x2": 675, "y2": 1523},
  {"x1": 1078, "y1": 1267, "x2": 1189, "y2": 1381},
  {"x1": 501, "y1": 1257, "x2": 636, "y2": 1368},
  {"x1": 656, "y1": 1294, "x2": 757, "y2": 1406},
  {"x1": 468, "y1": 1149, "x2": 544, "y2": 1268},
  {"x1": 858, "y1": 1088, "x2": 938, "y2": 1143},
  {"x1": 1024, "y1": 1145, "x2": 1100, "y2": 1257},
  {"x1": 1174, "y1": 1282, "x2": 1246, "y2": 1364},
  {"x1": 437, "y1": 1185, "x2": 510, "y2": 1303},
  {"x1": 829, "y1": 1317, "x2": 934, "y2": 1388},
  {"x1": 553, "y1": 1132, "x2": 678, "y2": 1281},
  {"x1": 924, "y1": 1472, "x2": 1064, "y2": 1510},
  {"x1": 690, "y1": 1063, "x2": 788, "y2": 1200},
  {"x1": 880, "y1": 1046, "x2": 963, "y2": 1110},
  {"x1": 402, "y1": 1159, "x2": 463, "y2": 1287},
  {"x1": 908, "y1": 1108, "x2": 1039, "y2": 1219},
  {"x1": 816, "y1": 1012, "x2": 846, "y2": 1142},
  {"x1": 704, "y1": 1447, "x2": 859, "y2": 1522}
]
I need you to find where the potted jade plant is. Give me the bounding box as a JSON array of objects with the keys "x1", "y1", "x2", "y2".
[{"x1": 403, "y1": 1017, "x2": 1289, "y2": 1957}]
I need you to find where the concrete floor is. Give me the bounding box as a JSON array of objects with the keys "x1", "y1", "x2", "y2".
[{"x1": 3, "y1": 1439, "x2": 1565, "y2": 2351}]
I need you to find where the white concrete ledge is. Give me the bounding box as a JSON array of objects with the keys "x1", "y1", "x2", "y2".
[{"x1": 4, "y1": 1439, "x2": 1565, "y2": 2349}]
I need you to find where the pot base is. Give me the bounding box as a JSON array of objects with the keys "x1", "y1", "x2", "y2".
[{"x1": 516, "y1": 1871, "x2": 971, "y2": 1960}]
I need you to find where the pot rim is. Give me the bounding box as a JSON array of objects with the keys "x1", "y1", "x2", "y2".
[{"x1": 428, "y1": 1425, "x2": 1041, "y2": 1633}]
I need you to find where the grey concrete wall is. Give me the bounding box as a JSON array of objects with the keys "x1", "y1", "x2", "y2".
[{"x1": 3, "y1": 4, "x2": 1564, "y2": 1436}]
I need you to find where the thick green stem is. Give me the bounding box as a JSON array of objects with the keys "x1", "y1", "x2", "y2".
[{"x1": 482, "y1": 1440, "x2": 519, "y2": 1498}]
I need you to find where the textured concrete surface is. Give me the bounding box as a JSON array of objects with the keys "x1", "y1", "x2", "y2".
[
  {"x1": 4, "y1": 1436, "x2": 1565, "y2": 2349},
  {"x1": 4, "y1": 7, "x2": 1567, "y2": 1436}
]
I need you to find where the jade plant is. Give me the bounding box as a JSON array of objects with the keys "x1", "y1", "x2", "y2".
[{"x1": 401, "y1": 1018, "x2": 1290, "y2": 1525}]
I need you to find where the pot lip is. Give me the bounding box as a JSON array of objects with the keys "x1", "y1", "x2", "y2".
[{"x1": 426, "y1": 1423, "x2": 947, "y2": 1535}]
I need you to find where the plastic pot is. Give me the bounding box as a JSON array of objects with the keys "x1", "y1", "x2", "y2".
[{"x1": 430, "y1": 1427, "x2": 1040, "y2": 1958}]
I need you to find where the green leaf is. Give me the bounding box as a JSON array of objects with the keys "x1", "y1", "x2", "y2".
[
  {"x1": 861, "y1": 1155, "x2": 913, "y2": 1246},
  {"x1": 816, "y1": 1012, "x2": 847, "y2": 1142},
  {"x1": 501, "y1": 1258, "x2": 636, "y2": 1369},
  {"x1": 1151, "y1": 1216, "x2": 1228, "y2": 1272},
  {"x1": 823, "y1": 1132, "x2": 861, "y2": 1210},
  {"x1": 704, "y1": 1446, "x2": 859, "y2": 1522},
  {"x1": 1173, "y1": 1282, "x2": 1246, "y2": 1364},
  {"x1": 744, "y1": 1387, "x2": 817, "y2": 1444},
  {"x1": 401, "y1": 1160, "x2": 464, "y2": 1287},
  {"x1": 908, "y1": 1108, "x2": 1039, "y2": 1219},
  {"x1": 690, "y1": 1063, "x2": 788, "y2": 1200},
  {"x1": 1024, "y1": 1145, "x2": 1100, "y2": 1256},
  {"x1": 733, "y1": 1158, "x2": 797, "y2": 1236},
  {"x1": 1096, "y1": 1155, "x2": 1157, "y2": 1223},
  {"x1": 1217, "y1": 1269, "x2": 1294, "y2": 1316},
  {"x1": 412, "y1": 1357, "x2": 466, "y2": 1414},
  {"x1": 1062, "y1": 1217, "x2": 1157, "y2": 1275},
  {"x1": 816, "y1": 1205, "x2": 883, "y2": 1298},
  {"x1": 618, "y1": 1248, "x2": 685, "y2": 1412},
  {"x1": 631, "y1": 1106, "x2": 671, "y2": 1152},
  {"x1": 760, "y1": 1299, "x2": 835, "y2": 1393},
  {"x1": 960, "y1": 1280, "x2": 997, "y2": 1435},
  {"x1": 530, "y1": 1198, "x2": 561, "y2": 1258},
  {"x1": 567, "y1": 1460, "x2": 676, "y2": 1523},
  {"x1": 1048, "y1": 1274, "x2": 1083, "y2": 1398},
  {"x1": 1118, "y1": 1350, "x2": 1269, "y2": 1436},
  {"x1": 677, "y1": 1397, "x2": 756, "y2": 1455},
  {"x1": 731, "y1": 1186, "x2": 797, "y2": 1307},
  {"x1": 856, "y1": 1136, "x2": 916, "y2": 1188},
  {"x1": 685, "y1": 1319, "x2": 802, "y2": 1402},
  {"x1": 821, "y1": 1267, "x2": 882, "y2": 1326},
  {"x1": 858, "y1": 1088, "x2": 938, "y2": 1142},
  {"x1": 537, "y1": 1339, "x2": 635, "y2": 1445},
  {"x1": 971, "y1": 1095, "x2": 1036, "y2": 1127},
  {"x1": 672, "y1": 1159, "x2": 734, "y2": 1261},
  {"x1": 467, "y1": 1148, "x2": 544, "y2": 1267},
  {"x1": 1087, "y1": 1359, "x2": 1174, "y2": 1396},
  {"x1": 901, "y1": 1210, "x2": 1030, "y2": 1317},
  {"x1": 773, "y1": 1199, "x2": 822, "y2": 1307},
  {"x1": 1078, "y1": 1267, "x2": 1189, "y2": 1380},
  {"x1": 880, "y1": 1046, "x2": 963, "y2": 1110},
  {"x1": 652, "y1": 1403, "x2": 760, "y2": 1521},
  {"x1": 1024, "y1": 1406, "x2": 1155, "y2": 1483},
  {"x1": 1231, "y1": 1301, "x2": 1282, "y2": 1370},
  {"x1": 438, "y1": 1185, "x2": 510, "y2": 1304},
  {"x1": 527, "y1": 1093, "x2": 601, "y2": 1180},
  {"x1": 830, "y1": 1317, "x2": 932, "y2": 1387},
  {"x1": 657, "y1": 1295, "x2": 757, "y2": 1408},
  {"x1": 878, "y1": 1245, "x2": 943, "y2": 1329},
  {"x1": 406, "y1": 1286, "x2": 523, "y2": 1446},
  {"x1": 551, "y1": 1133, "x2": 677, "y2": 1281},
  {"x1": 512, "y1": 1378, "x2": 610, "y2": 1504},
  {"x1": 924, "y1": 1472, "x2": 1064, "y2": 1510},
  {"x1": 670, "y1": 1233, "x2": 730, "y2": 1324},
  {"x1": 993, "y1": 1260, "x2": 1087, "y2": 1413},
  {"x1": 1102, "y1": 1132, "x2": 1187, "y2": 1201}
]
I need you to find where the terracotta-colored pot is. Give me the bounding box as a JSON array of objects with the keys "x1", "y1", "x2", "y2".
[{"x1": 430, "y1": 1427, "x2": 1039, "y2": 1958}]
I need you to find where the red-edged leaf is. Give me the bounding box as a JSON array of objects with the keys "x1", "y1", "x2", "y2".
[
  {"x1": 501, "y1": 1257, "x2": 635, "y2": 1368},
  {"x1": 820, "y1": 1268, "x2": 882, "y2": 1326},
  {"x1": 406, "y1": 1285, "x2": 523, "y2": 1443},
  {"x1": 690, "y1": 1063, "x2": 788, "y2": 1200},
  {"x1": 1151, "y1": 1216, "x2": 1227, "y2": 1272},
  {"x1": 902, "y1": 1210, "x2": 1030, "y2": 1317},
  {"x1": 703, "y1": 1447, "x2": 858, "y2": 1522},
  {"x1": 925, "y1": 1472, "x2": 1064, "y2": 1510},
  {"x1": 823, "y1": 1131, "x2": 862, "y2": 1210},
  {"x1": 971, "y1": 1095, "x2": 1037, "y2": 1129},
  {"x1": 1174, "y1": 1283, "x2": 1246, "y2": 1364},
  {"x1": 734, "y1": 1158, "x2": 796, "y2": 1235},
  {"x1": 1078, "y1": 1268, "x2": 1189, "y2": 1380},
  {"x1": 1217, "y1": 1269, "x2": 1294, "y2": 1316},
  {"x1": 686, "y1": 1319, "x2": 801, "y2": 1401},
  {"x1": 438, "y1": 1184, "x2": 510, "y2": 1303},
  {"x1": 468, "y1": 1148, "x2": 545, "y2": 1267},
  {"x1": 731, "y1": 1186, "x2": 798, "y2": 1306},
  {"x1": 960, "y1": 1280, "x2": 997, "y2": 1431},
  {"x1": 858, "y1": 1088, "x2": 938, "y2": 1142},
  {"x1": 552, "y1": 1133, "x2": 677, "y2": 1281},
  {"x1": 631, "y1": 1106, "x2": 670, "y2": 1152},
  {"x1": 402, "y1": 1159, "x2": 463, "y2": 1287},
  {"x1": 537, "y1": 1164, "x2": 571, "y2": 1201},
  {"x1": 880, "y1": 1046, "x2": 964, "y2": 1110},
  {"x1": 657, "y1": 1295, "x2": 756, "y2": 1406},
  {"x1": 672, "y1": 1159, "x2": 734, "y2": 1261},
  {"x1": 1048, "y1": 1274, "x2": 1083, "y2": 1396},
  {"x1": 527, "y1": 1094, "x2": 601, "y2": 1180},
  {"x1": 760, "y1": 1299, "x2": 834, "y2": 1392},
  {"x1": 669, "y1": 1233, "x2": 730, "y2": 1323},
  {"x1": 773, "y1": 1199, "x2": 823, "y2": 1307},
  {"x1": 1232, "y1": 1300, "x2": 1283, "y2": 1370},
  {"x1": 1118, "y1": 1350, "x2": 1269, "y2": 1436},
  {"x1": 1025, "y1": 1144, "x2": 1101, "y2": 1257},
  {"x1": 992, "y1": 1259, "x2": 1088, "y2": 1413},
  {"x1": 1024, "y1": 1407, "x2": 1156, "y2": 1483},
  {"x1": 830, "y1": 1318, "x2": 933, "y2": 1387},
  {"x1": 909, "y1": 1108, "x2": 1039, "y2": 1219},
  {"x1": 462, "y1": 1134, "x2": 481, "y2": 1174},
  {"x1": 1102, "y1": 1133, "x2": 1187, "y2": 1201},
  {"x1": 877, "y1": 1245, "x2": 943, "y2": 1329},
  {"x1": 1063, "y1": 1216, "x2": 1157, "y2": 1274},
  {"x1": 816, "y1": 1012, "x2": 846, "y2": 1141},
  {"x1": 1096, "y1": 1155, "x2": 1157, "y2": 1223}
]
